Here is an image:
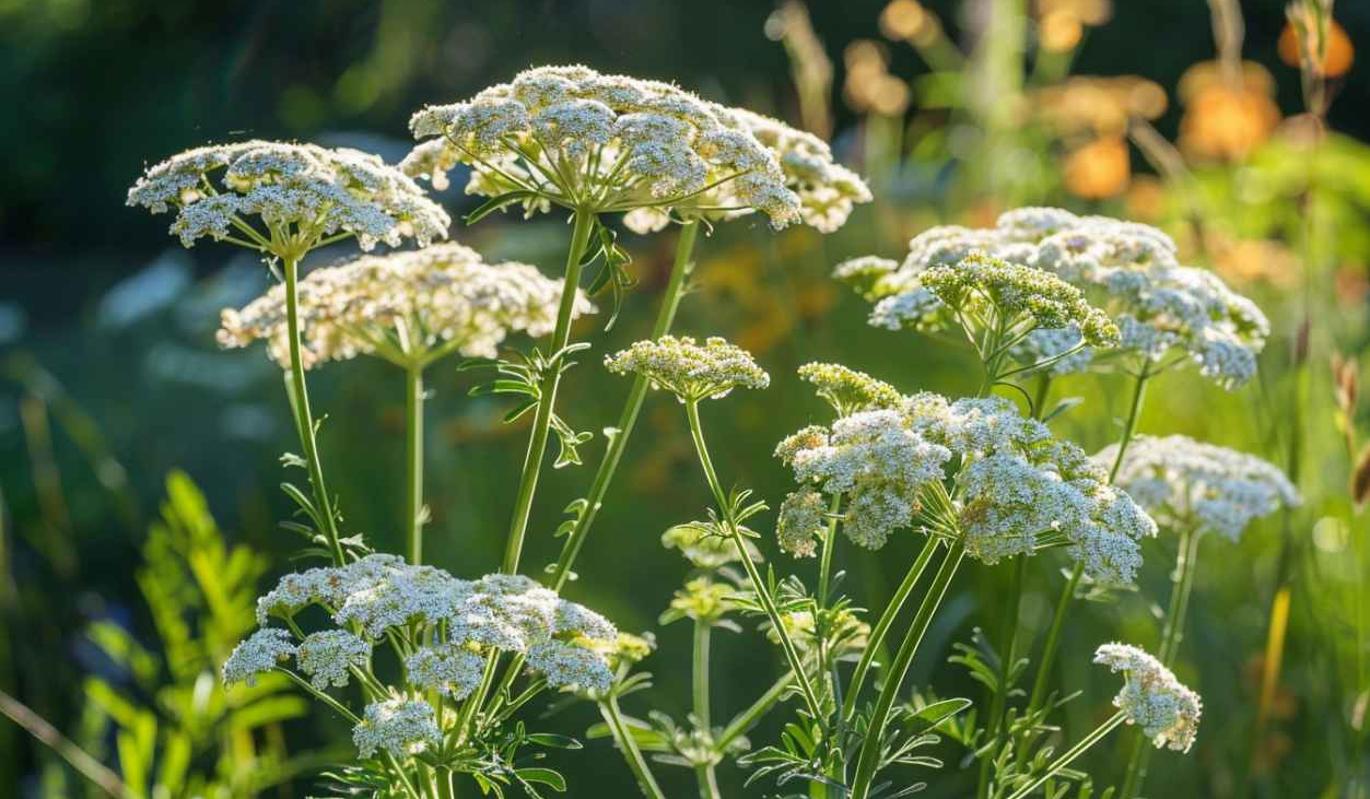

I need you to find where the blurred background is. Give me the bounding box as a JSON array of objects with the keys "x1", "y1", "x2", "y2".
[{"x1": 2, "y1": 0, "x2": 1368, "y2": 796}]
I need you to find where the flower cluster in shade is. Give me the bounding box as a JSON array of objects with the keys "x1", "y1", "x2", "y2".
[
  {"x1": 127, "y1": 140, "x2": 449, "y2": 252},
  {"x1": 216, "y1": 242, "x2": 594, "y2": 370},
  {"x1": 223, "y1": 555, "x2": 618, "y2": 760},
  {"x1": 776, "y1": 388, "x2": 1156, "y2": 585},
  {"x1": 1094, "y1": 643, "x2": 1203, "y2": 752},
  {"x1": 1098, "y1": 435, "x2": 1299, "y2": 540},
  {"x1": 406, "y1": 64, "x2": 812, "y2": 228},
  {"x1": 604, "y1": 335, "x2": 770, "y2": 402},
  {"x1": 835, "y1": 208, "x2": 1269, "y2": 388}
]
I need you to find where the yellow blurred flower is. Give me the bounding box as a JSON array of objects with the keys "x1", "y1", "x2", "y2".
[
  {"x1": 1063, "y1": 135, "x2": 1131, "y2": 199},
  {"x1": 1178, "y1": 61, "x2": 1282, "y2": 161},
  {"x1": 1124, "y1": 175, "x2": 1168, "y2": 222},
  {"x1": 1278, "y1": 15, "x2": 1354, "y2": 78},
  {"x1": 1206, "y1": 233, "x2": 1301, "y2": 289},
  {"x1": 1035, "y1": 76, "x2": 1167, "y2": 136},
  {"x1": 844, "y1": 40, "x2": 910, "y2": 115}
]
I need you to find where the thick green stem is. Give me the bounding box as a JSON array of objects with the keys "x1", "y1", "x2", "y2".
[
  {"x1": 283, "y1": 256, "x2": 345, "y2": 565},
  {"x1": 850, "y1": 544, "x2": 966, "y2": 799},
  {"x1": 695, "y1": 763, "x2": 721, "y2": 799},
  {"x1": 406, "y1": 366, "x2": 425, "y2": 565},
  {"x1": 599, "y1": 697, "x2": 667, "y2": 799},
  {"x1": 1006, "y1": 712, "x2": 1127, "y2": 799},
  {"x1": 1120, "y1": 525, "x2": 1201, "y2": 799},
  {"x1": 549, "y1": 219, "x2": 699, "y2": 590},
  {"x1": 694, "y1": 619, "x2": 712, "y2": 732},
  {"x1": 977, "y1": 555, "x2": 1027, "y2": 799},
  {"x1": 502, "y1": 208, "x2": 597, "y2": 575},
  {"x1": 817, "y1": 494, "x2": 843, "y2": 607},
  {"x1": 684, "y1": 400, "x2": 822, "y2": 717},
  {"x1": 843, "y1": 537, "x2": 939, "y2": 719},
  {"x1": 1024, "y1": 562, "x2": 1082, "y2": 716}
]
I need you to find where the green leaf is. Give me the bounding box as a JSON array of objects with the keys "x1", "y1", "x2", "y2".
[
  {"x1": 465, "y1": 190, "x2": 543, "y2": 225},
  {"x1": 516, "y1": 767, "x2": 567, "y2": 792}
]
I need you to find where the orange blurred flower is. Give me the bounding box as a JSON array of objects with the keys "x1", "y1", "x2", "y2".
[
  {"x1": 1123, "y1": 175, "x2": 1167, "y2": 222},
  {"x1": 1063, "y1": 136, "x2": 1130, "y2": 199},
  {"x1": 1278, "y1": 16, "x2": 1354, "y2": 78},
  {"x1": 1178, "y1": 61, "x2": 1281, "y2": 161},
  {"x1": 1034, "y1": 76, "x2": 1166, "y2": 136},
  {"x1": 844, "y1": 40, "x2": 911, "y2": 115}
]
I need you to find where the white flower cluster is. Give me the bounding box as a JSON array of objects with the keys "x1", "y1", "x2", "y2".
[
  {"x1": 775, "y1": 409, "x2": 952, "y2": 550},
  {"x1": 1099, "y1": 435, "x2": 1299, "y2": 540},
  {"x1": 604, "y1": 335, "x2": 770, "y2": 402},
  {"x1": 911, "y1": 395, "x2": 1156, "y2": 584},
  {"x1": 217, "y1": 242, "x2": 594, "y2": 369},
  {"x1": 231, "y1": 555, "x2": 617, "y2": 702},
  {"x1": 840, "y1": 208, "x2": 1269, "y2": 388},
  {"x1": 775, "y1": 392, "x2": 1156, "y2": 583},
  {"x1": 353, "y1": 698, "x2": 443, "y2": 759},
  {"x1": 712, "y1": 106, "x2": 872, "y2": 232},
  {"x1": 127, "y1": 140, "x2": 449, "y2": 251},
  {"x1": 776, "y1": 489, "x2": 828, "y2": 557},
  {"x1": 406, "y1": 65, "x2": 810, "y2": 228},
  {"x1": 1094, "y1": 643, "x2": 1203, "y2": 752}
]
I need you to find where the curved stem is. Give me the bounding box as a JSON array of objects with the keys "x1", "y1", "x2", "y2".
[
  {"x1": 502, "y1": 207, "x2": 597, "y2": 574},
  {"x1": 599, "y1": 696, "x2": 667, "y2": 799},
  {"x1": 1108, "y1": 368, "x2": 1151, "y2": 484},
  {"x1": 283, "y1": 256, "x2": 345, "y2": 565},
  {"x1": 977, "y1": 555, "x2": 1027, "y2": 799},
  {"x1": 1005, "y1": 711, "x2": 1126, "y2": 799},
  {"x1": 684, "y1": 400, "x2": 821, "y2": 717},
  {"x1": 1119, "y1": 524, "x2": 1201, "y2": 798},
  {"x1": 548, "y1": 219, "x2": 699, "y2": 590},
  {"x1": 843, "y1": 537, "x2": 939, "y2": 719},
  {"x1": 406, "y1": 366, "x2": 425, "y2": 564},
  {"x1": 718, "y1": 672, "x2": 794, "y2": 750},
  {"x1": 849, "y1": 543, "x2": 965, "y2": 799},
  {"x1": 1024, "y1": 562, "x2": 1082, "y2": 716}
]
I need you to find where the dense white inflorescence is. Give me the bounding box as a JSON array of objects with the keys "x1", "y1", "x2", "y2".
[
  {"x1": 217, "y1": 242, "x2": 594, "y2": 369},
  {"x1": 222, "y1": 628, "x2": 296, "y2": 687},
  {"x1": 228, "y1": 554, "x2": 619, "y2": 752},
  {"x1": 1098, "y1": 435, "x2": 1299, "y2": 540},
  {"x1": 836, "y1": 208, "x2": 1269, "y2": 388},
  {"x1": 1094, "y1": 643, "x2": 1203, "y2": 752},
  {"x1": 797, "y1": 362, "x2": 903, "y2": 417},
  {"x1": 604, "y1": 335, "x2": 770, "y2": 402},
  {"x1": 127, "y1": 140, "x2": 449, "y2": 251},
  {"x1": 776, "y1": 391, "x2": 1157, "y2": 584},
  {"x1": 352, "y1": 698, "x2": 443, "y2": 759},
  {"x1": 776, "y1": 489, "x2": 829, "y2": 557},
  {"x1": 406, "y1": 65, "x2": 821, "y2": 229}
]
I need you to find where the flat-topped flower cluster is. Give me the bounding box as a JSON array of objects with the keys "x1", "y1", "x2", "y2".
[
  {"x1": 217, "y1": 242, "x2": 594, "y2": 369},
  {"x1": 776, "y1": 390, "x2": 1156, "y2": 584},
  {"x1": 1099, "y1": 434, "x2": 1300, "y2": 539},
  {"x1": 224, "y1": 555, "x2": 619, "y2": 760},
  {"x1": 836, "y1": 207, "x2": 1269, "y2": 388},
  {"x1": 406, "y1": 64, "x2": 870, "y2": 230},
  {"x1": 604, "y1": 335, "x2": 770, "y2": 402},
  {"x1": 1094, "y1": 643, "x2": 1203, "y2": 752},
  {"x1": 127, "y1": 140, "x2": 450, "y2": 251}
]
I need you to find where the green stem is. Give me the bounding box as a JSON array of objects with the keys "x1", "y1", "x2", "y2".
[
  {"x1": 695, "y1": 763, "x2": 721, "y2": 799},
  {"x1": 599, "y1": 697, "x2": 667, "y2": 799},
  {"x1": 283, "y1": 256, "x2": 345, "y2": 565},
  {"x1": 694, "y1": 619, "x2": 712, "y2": 732},
  {"x1": 549, "y1": 219, "x2": 699, "y2": 590},
  {"x1": 502, "y1": 207, "x2": 597, "y2": 575},
  {"x1": 977, "y1": 555, "x2": 1027, "y2": 799},
  {"x1": 684, "y1": 400, "x2": 822, "y2": 717},
  {"x1": 1024, "y1": 562, "x2": 1082, "y2": 716},
  {"x1": 1005, "y1": 712, "x2": 1127, "y2": 799},
  {"x1": 1108, "y1": 368, "x2": 1151, "y2": 484},
  {"x1": 850, "y1": 543, "x2": 966, "y2": 799},
  {"x1": 717, "y1": 672, "x2": 794, "y2": 750},
  {"x1": 406, "y1": 366, "x2": 425, "y2": 565},
  {"x1": 817, "y1": 494, "x2": 843, "y2": 607},
  {"x1": 0, "y1": 689, "x2": 128, "y2": 798},
  {"x1": 843, "y1": 537, "x2": 939, "y2": 718},
  {"x1": 1119, "y1": 524, "x2": 1201, "y2": 799}
]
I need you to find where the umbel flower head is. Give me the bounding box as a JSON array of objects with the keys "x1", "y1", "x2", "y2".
[
  {"x1": 1098, "y1": 435, "x2": 1299, "y2": 540},
  {"x1": 1094, "y1": 643, "x2": 1203, "y2": 752},
  {"x1": 232, "y1": 555, "x2": 619, "y2": 700},
  {"x1": 841, "y1": 207, "x2": 1269, "y2": 388},
  {"x1": 604, "y1": 335, "x2": 769, "y2": 402},
  {"x1": 217, "y1": 242, "x2": 594, "y2": 370},
  {"x1": 776, "y1": 390, "x2": 1156, "y2": 585},
  {"x1": 406, "y1": 64, "x2": 803, "y2": 227},
  {"x1": 797, "y1": 362, "x2": 903, "y2": 417},
  {"x1": 127, "y1": 140, "x2": 449, "y2": 253},
  {"x1": 353, "y1": 697, "x2": 442, "y2": 759}
]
